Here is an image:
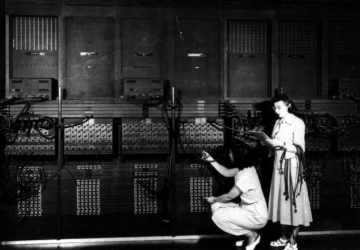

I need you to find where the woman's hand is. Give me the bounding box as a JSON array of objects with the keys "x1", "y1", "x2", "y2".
[
  {"x1": 265, "y1": 138, "x2": 284, "y2": 148},
  {"x1": 202, "y1": 151, "x2": 214, "y2": 162},
  {"x1": 204, "y1": 196, "x2": 216, "y2": 204}
]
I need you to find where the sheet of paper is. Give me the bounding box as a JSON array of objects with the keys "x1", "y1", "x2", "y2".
[{"x1": 245, "y1": 131, "x2": 271, "y2": 143}]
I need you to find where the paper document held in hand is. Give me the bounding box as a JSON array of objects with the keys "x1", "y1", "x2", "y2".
[{"x1": 245, "y1": 131, "x2": 271, "y2": 143}]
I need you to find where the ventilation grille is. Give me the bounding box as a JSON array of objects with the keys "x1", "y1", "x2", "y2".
[
  {"x1": 329, "y1": 21, "x2": 360, "y2": 54},
  {"x1": 279, "y1": 21, "x2": 318, "y2": 54},
  {"x1": 13, "y1": 16, "x2": 58, "y2": 51},
  {"x1": 228, "y1": 20, "x2": 268, "y2": 53}
]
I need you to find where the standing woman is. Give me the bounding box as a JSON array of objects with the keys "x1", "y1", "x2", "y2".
[
  {"x1": 265, "y1": 94, "x2": 312, "y2": 250},
  {"x1": 203, "y1": 143, "x2": 268, "y2": 250}
]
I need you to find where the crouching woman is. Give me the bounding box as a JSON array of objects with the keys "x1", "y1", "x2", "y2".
[{"x1": 203, "y1": 143, "x2": 268, "y2": 250}]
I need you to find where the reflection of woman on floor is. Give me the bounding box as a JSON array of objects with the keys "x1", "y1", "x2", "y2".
[
  {"x1": 265, "y1": 94, "x2": 313, "y2": 250},
  {"x1": 203, "y1": 143, "x2": 268, "y2": 250}
]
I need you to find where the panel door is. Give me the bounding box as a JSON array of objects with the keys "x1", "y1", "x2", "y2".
[
  {"x1": 328, "y1": 22, "x2": 360, "y2": 80},
  {"x1": 11, "y1": 16, "x2": 58, "y2": 79},
  {"x1": 278, "y1": 21, "x2": 320, "y2": 99},
  {"x1": 227, "y1": 20, "x2": 270, "y2": 98},
  {"x1": 66, "y1": 17, "x2": 116, "y2": 99},
  {"x1": 121, "y1": 18, "x2": 167, "y2": 79},
  {"x1": 174, "y1": 19, "x2": 221, "y2": 102}
]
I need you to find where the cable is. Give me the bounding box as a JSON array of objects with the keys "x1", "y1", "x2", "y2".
[
  {"x1": 58, "y1": 114, "x2": 93, "y2": 129},
  {"x1": 62, "y1": 165, "x2": 78, "y2": 186},
  {"x1": 39, "y1": 158, "x2": 66, "y2": 184},
  {"x1": 126, "y1": 96, "x2": 164, "y2": 107}
]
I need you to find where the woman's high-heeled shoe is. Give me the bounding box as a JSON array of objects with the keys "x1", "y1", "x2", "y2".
[
  {"x1": 235, "y1": 240, "x2": 245, "y2": 247},
  {"x1": 284, "y1": 243, "x2": 298, "y2": 250},
  {"x1": 270, "y1": 237, "x2": 289, "y2": 247},
  {"x1": 245, "y1": 235, "x2": 261, "y2": 250}
]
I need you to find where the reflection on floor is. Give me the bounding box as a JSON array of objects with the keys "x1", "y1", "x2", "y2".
[{"x1": 1, "y1": 232, "x2": 359, "y2": 250}]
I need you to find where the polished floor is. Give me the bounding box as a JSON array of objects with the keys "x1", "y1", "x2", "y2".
[{"x1": 1, "y1": 233, "x2": 359, "y2": 250}]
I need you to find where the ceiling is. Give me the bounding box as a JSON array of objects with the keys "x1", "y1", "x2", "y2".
[{"x1": 5, "y1": 0, "x2": 360, "y2": 8}]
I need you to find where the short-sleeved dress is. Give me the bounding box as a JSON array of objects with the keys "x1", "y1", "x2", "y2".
[
  {"x1": 268, "y1": 113, "x2": 313, "y2": 226},
  {"x1": 211, "y1": 167, "x2": 268, "y2": 236}
]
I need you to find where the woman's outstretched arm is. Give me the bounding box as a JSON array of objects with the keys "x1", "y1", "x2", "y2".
[{"x1": 202, "y1": 151, "x2": 239, "y2": 177}]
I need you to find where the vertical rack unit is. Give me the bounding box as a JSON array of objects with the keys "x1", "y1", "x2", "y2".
[
  {"x1": 227, "y1": 20, "x2": 270, "y2": 98},
  {"x1": 278, "y1": 21, "x2": 320, "y2": 98},
  {"x1": 10, "y1": 16, "x2": 58, "y2": 79}
]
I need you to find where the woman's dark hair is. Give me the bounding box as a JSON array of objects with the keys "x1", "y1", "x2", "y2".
[
  {"x1": 228, "y1": 142, "x2": 260, "y2": 170},
  {"x1": 271, "y1": 93, "x2": 298, "y2": 113}
]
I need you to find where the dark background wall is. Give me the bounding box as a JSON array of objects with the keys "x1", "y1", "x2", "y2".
[
  {"x1": 0, "y1": 2, "x2": 5, "y2": 98},
  {"x1": 2, "y1": 0, "x2": 360, "y2": 242},
  {"x1": 4, "y1": 0, "x2": 360, "y2": 100}
]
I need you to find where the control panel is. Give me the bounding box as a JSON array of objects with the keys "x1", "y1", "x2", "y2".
[
  {"x1": 350, "y1": 163, "x2": 360, "y2": 209},
  {"x1": 190, "y1": 176, "x2": 212, "y2": 213},
  {"x1": 9, "y1": 78, "x2": 56, "y2": 100},
  {"x1": 178, "y1": 118, "x2": 224, "y2": 154},
  {"x1": 307, "y1": 164, "x2": 321, "y2": 209},
  {"x1": 121, "y1": 118, "x2": 169, "y2": 154},
  {"x1": 17, "y1": 165, "x2": 42, "y2": 217},
  {"x1": 123, "y1": 79, "x2": 164, "y2": 99},
  {"x1": 329, "y1": 79, "x2": 360, "y2": 99},
  {"x1": 76, "y1": 165, "x2": 101, "y2": 216},
  {"x1": 5, "y1": 127, "x2": 55, "y2": 155},
  {"x1": 77, "y1": 178, "x2": 100, "y2": 216},
  {"x1": 339, "y1": 115, "x2": 360, "y2": 151},
  {"x1": 64, "y1": 118, "x2": 113, "y2": 155}
]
